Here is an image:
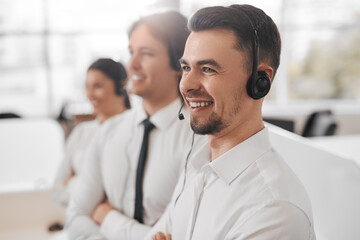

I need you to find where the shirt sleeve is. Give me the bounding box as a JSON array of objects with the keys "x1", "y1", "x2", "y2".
[
  {"x1": 100, "y1": 141, "x2": 192, "y2": 240},
  {"x1": 51, "y1": 124, "x2": 81, "y2": 205},
  {"x1": 143, "y1": 203, "x2": 173, "y2": 240},
  {"x1": 226, "y1": 201, "x2": 315, "y2": 240},
  {"x1": 65, "y1": 130, "x2": 106, "y2": 240}
]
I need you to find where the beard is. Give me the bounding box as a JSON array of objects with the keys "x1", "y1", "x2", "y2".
[
  {"x1": 190, "y1": 111, "x2": 229, "y2": 135},
  {"x1": 190, "y1": 89, "x2": 243, "y2": 135},
  {"x1": 186, "y1": 83, "x2": 244, "y2": 135}
]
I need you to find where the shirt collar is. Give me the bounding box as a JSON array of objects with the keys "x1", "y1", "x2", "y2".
[
  {"x1": 191, "y1": 140, "x2": 211, "y2": 170},
  {"x1": 134, "y1": 98, "x2": 182, "y2": 130},
  {"x1": 191, "y1": 127, "x2": 272, "y2": 185}
]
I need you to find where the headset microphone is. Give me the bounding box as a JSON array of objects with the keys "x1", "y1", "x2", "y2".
[{"x1": 178, "y1": 102, "x2": 185, "y2": 120}]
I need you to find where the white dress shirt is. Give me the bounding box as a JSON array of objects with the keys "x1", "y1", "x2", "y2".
[
  {"x1": 52, "y1": 119, "x2": 100, "y2": 205},
  {"x1": 147, "y1": 127, "x2": 316, "y2": 240},
  {"x1": 66, "y1": 99, "x2": 206, "y2": 240}
]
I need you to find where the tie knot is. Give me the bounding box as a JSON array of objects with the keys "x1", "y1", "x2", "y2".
[{"x1": 143, "y1": 119, "x2": 155, "y2": 132}]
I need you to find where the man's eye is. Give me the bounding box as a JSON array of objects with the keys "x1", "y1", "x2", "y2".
[
  {"x1": 182, "y1": 66, "x2": 190, "y2": 71},
  {"x1": 142, "y1": 52, "x2": 154, "y2": 56},
  {"x1": 203, "y1": 67, "x2": 215, "y2": 73},
  {"x1": 94, "y1": 83, "x2": 103, "y2": 89}
]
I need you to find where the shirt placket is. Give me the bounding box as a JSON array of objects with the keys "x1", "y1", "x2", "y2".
[{"x1": 186, "y1": 165, "x2": 212, "y2": 240}]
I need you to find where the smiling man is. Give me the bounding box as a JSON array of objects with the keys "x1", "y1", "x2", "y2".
[
  {"x1": 66, "y1": 11, "x2": 206, "y2": 240},
  {"x1": 149, "y1": 4, "x2": 316, "y2": 240}
]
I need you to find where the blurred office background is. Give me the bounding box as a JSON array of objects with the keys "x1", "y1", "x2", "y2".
[
  {"x1": 0, "y1": 0, "x2": 359, "y2": 133},
  {"x1": 1, "y1": 1, "x2": 360, "y2": 239}
]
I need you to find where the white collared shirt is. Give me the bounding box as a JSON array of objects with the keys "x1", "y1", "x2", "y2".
[
  {"x1": 52, "y1": 119, "x2": 100, "y2": 205},
  {"x1": 66, "y1": 99, "x2": 206, "y2": 240},
  {"x1": 147, "y1": 127, "x2": 316, "y2": 240}
]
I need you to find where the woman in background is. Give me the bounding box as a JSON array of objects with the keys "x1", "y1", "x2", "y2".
[{"x1": 52, "y1": 58, "x2": 130, "y2": 205}]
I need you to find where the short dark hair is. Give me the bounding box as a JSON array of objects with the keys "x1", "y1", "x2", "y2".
[
  {"x1": 189, "y1": 4, "x2": 281, "y2": 78},
  {"x1": 88, "y1": 58, "x2": 131, "y2": 109},
  {"x1": 129, "y1": 11, "x2": 189, "y2": 72}
]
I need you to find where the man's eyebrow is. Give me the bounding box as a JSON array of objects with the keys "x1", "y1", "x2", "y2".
[
  {"x1": 128, "y1": 46, "x2": 156, "y2": 51},
  {"x1": 139, "y1": 46, "x2": 156, "y2": 51},
  {"x1": 179, "y1": 59, "x2": 188, "y2": 65},
  {"x1": 197, "y1": 59, "x2": 222, "y2": 69},
  {"x1": 179, "y1": 59, "x2": 222, "y2": 69}
]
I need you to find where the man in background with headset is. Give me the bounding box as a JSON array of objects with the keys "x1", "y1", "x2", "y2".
[
  {"x1": 66, "y1": 11, "x2": 206, "y2": 240},
  {"x1": 150, "y1": 4, "x2": 315, "y2": 240}
]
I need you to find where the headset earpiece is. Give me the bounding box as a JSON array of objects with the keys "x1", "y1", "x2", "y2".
[
  {"x1": 246, "y1": 71, "x2": 271, "y2": 100},
  {"x1": 115, "y1": 81, "x2": 126, "y2": 96},
  {"x1": 232, "y1": 8, "x2": 271, "y2": 100}
]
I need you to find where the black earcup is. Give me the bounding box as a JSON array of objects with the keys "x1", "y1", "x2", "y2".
[
  {"x1": 115, "y1": 83, "x2": 126, "y2": 96},
  {"x1": 246, "y1": 71, "x2": 271, "y2": 100}
]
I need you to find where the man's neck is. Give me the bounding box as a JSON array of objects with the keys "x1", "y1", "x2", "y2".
[{"x1": 208, "y1": 118, "x2": 264, "y2": 161}]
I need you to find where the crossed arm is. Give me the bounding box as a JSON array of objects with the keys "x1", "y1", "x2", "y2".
[
  {"x1": 91, "y1": 201, "x2": 114, "y2": 225},
  {"x1": 66, "y1": 132, "x2": 152, "y2": 240}
]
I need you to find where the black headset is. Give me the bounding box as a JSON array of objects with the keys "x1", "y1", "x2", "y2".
[
  {"x1": 115, "y1": 81, "x2": 126, "y2": 96},
  {"x1": 235, "y1": 8, "x2": 271, "y2": 100}
]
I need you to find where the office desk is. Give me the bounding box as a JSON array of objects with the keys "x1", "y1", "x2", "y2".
[
  {"x1": 0, "y1": 189, "x2": 66, "y2": 240},
  {"x1": 0, "y1": 119, "x2": 67, "y2": 239}
]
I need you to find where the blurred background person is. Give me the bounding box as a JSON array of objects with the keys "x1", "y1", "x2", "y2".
[
  {"x1": 52, "y1": 58, "x2": 130, "y2": 206},
  {"x1": 65, "y1": 11, "x2": 207, "y2": 240}
]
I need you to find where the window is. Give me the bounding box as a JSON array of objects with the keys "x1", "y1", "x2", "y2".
[
  {"x1": 285, "y1": 0, "x2": 360, "y2": 101},
  {"x1": 0, "y1": 0, "x2": 178, "y2": 117},
  {"x1": 1, "y1": 0, "x2": 359, "y2": 117}
]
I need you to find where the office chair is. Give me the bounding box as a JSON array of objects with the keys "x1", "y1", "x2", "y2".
[
  {"x1": 0, "y1": 112, "x2": 21, "y2": 119},
  {"x1": 302, "y1": 110, "x2": 337, "y2": 137},
  {"x1": 263, "y1": 117, "x2": 295, "y2": 132}
]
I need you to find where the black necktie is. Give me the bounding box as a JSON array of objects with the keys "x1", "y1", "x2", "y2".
[{"x1": 134, "y1": 119, "x2": 155, "y2": 223}]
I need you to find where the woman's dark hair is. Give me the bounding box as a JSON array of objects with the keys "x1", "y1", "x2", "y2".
[
  {"x1": 189, "y1": 4, "x2": 281, "y2": 78},
  {"x1": 88, "y1": 58, "x2": 131, "y2": 109},
  {"x1": 128, "y1": 11, "x2": 189, "y2": 72}
]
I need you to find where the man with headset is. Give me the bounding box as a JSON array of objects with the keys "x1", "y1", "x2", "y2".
[
  {"x1": 149, "y1": 4, "x2": 315, "y2": 240},
  {"x1": 66, "y1": 11, "x2": 206, "y2": 240}
]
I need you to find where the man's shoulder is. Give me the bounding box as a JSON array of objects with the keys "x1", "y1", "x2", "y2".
[
  {"x1": 255, "y1": 149, "x2": 310, "y2": 200},
  {"x1": 247, "y1": 149, "x2": 314, "y2": 226},
  {"x1": 228, "y1": 151, "x2": 315, "y2": 238},
  {"x1": 231, "y1": 199, "x2": 315, "y2": 240}
]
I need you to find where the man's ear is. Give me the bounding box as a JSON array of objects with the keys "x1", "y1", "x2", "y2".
[{"x1": 258, "y1": 64, "x2": 274, "y2": 80}]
